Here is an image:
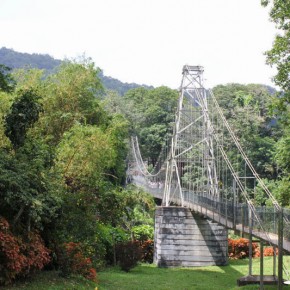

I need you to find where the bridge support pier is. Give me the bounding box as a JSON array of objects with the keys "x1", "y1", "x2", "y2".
[{"x1": 154, "y1": 206, "x2": 228, "y2": 267}]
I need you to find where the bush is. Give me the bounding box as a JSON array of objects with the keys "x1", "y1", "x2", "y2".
[
  {"x1": 58, "y1": 242, "x2": 97, "y2": 282},
  {"x1": 0, "y1": 217, "x2": 51, "y2": 285},
  {"x1": 228, "y1": 238, "x2": 258, "y2": 259},
  {"x1": 116, "y1": 241, "x2": 142, "y2": 272},
  {"x1": 139, "y1": 239, "x2": 154, "y2": 263},
  {"x1": 254, "y1": 246, "x2": 278, "y2": 258}
]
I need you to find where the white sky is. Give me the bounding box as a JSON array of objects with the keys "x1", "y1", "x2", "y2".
[{"x1": 0, "y1": 0, "x2": 277, "y2": 89}]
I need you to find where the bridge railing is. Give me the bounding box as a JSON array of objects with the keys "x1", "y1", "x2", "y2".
[
  {"x1": 183, "y1": 191, "x2": 290, "y2": 241},
  {"x1": 131, "y1": 176, "x2": 290, "y2": 241}
]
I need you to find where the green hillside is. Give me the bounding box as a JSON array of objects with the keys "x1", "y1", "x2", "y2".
[{"x1": 0, "y1": 47, "x2": 153, "y2": 95}]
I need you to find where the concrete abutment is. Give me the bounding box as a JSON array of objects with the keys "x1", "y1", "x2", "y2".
[{"x1": 154, "y1": 206, "x2": 228, "y2": 267}]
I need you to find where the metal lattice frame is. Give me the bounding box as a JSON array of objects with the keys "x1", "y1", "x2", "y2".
[{"x1": 163, "y1": 65, "x2": 218, "y2": 206}]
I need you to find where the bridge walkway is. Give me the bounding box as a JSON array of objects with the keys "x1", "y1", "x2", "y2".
[{"x1": 133, "y1": 176, "x2": 290, "y2": 253}]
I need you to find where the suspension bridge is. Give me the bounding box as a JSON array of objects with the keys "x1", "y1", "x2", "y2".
[{"x1": 127, "y1": 65, "x2": 290, "y2": 288}]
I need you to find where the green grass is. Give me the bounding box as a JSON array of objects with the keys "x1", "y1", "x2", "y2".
[
  {"x1": 3, "y1": 257, "x2": 290, "y2": 290},
  {"x1": 97, "y1": 256, "x2": 290, "y2": 290},
  {"x1": 2, "y1": 271, "x2": 97, "y2": 290}
]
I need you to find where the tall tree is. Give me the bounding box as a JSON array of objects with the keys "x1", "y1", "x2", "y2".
[
  {"x1": 0, "y1": 64, "x2": 15, "y2": 93},
  {"x1": 4, "y1": 89, "x2": 43, "y2": 149},
  {"x1": 39, "y1": 59, "x2": 105, "y2": 145},
  {"x1": 261, "y1": 0, "x2": 290, "y2": 123},
  {"x1": 123, "y1": 86, "x2": 178, "y2": 166},
  {"x1": 213, "y1": 84, "x2": 278, "y2": 180},
  {"x1": 261, "y1": 0, "x2": 290, "y2": 206}
]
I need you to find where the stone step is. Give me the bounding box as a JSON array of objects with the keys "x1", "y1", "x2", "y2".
[
  {"x1": 157, "y1": 260, "x2": 228, "y2": 267},
  {"x1": 155, "y1": 222, "x2": 226, "y2": 230},
  {"x1": 157, "y1": 254, "x2": 226, "y2": 262},
  {"x1": 156, "y1": 250, "x2": 225, "y2": 257},
  {"x1": 156, "y1": 228, "x2": 227, "y2": 236},
  {"x1": 157, "y1": 217, "x2": 220, "y2": 225},
  {"x1": 156, "y1": 239, "x2": 228, "y2": 247},
  {"x1": 155, "y1": 234, "x2": 228, "y2": 241}
]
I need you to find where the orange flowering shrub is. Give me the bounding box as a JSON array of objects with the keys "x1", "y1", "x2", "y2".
[
  {"x1": 139, "y1": 239, "x2": 154, "y2": 263},
  {"x1": 0, "y1": 217, "x2": 50, "y2": 285},
  {"x1": 59, "y1": 242, "x2": 97, "y2": 281},
  {"x1": 228, "y1": 238, "x2": 258, "y2": 259},
  {"x1": 264, "y1": 247, "x2": 278, "y2": 256},
  {"x1": 254, "y1": 246, "x2": 278, "y2": 258}
]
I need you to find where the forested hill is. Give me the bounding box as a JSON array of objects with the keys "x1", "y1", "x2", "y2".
[{"x1": 0, "y1": 47, "x2": 152, "y2": 95}]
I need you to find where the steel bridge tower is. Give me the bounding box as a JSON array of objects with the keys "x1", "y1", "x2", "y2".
[{"x1": 163, "y1": 65, "x2": 219, "y2": 206}]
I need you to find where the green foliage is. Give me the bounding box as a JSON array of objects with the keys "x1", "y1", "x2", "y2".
[
  {"x1": 0, "y1": 91, "x2": 14, "y2": 148},
  {"x1": 0, "y1": 64, "x2": 15, "y2": 93},
  {"x1": 4, "y1": 89, "x2": 43, "y2": 149},
  {"x1": 213, "y1": 84, "x2": 279, "y2": 180},
  {"x1": 123, "y1": 86, "x2": 178, "y2": 166},
  {"x1": 0, "y1": 147, "x2": 61, "y2": 230},
  {"x1": 55, "y1": 124, "x2": 116, "y2": 188},
  {"x1": 261, "y1": 0, "x2": 290, "y2": 125},
  {"x1": 117, "y1": 186, "x2": 155, "y2": 240},
  {"x1": 12, "y1": 68, "x2": 45, "y2": 93},
  {"x1": 132, "y1": 225, "x2": 154, "y2": 241},
  {"x1": 272, "y1": 176, "x2": 290, "y2": 207},
  {"x1": 275, "y1": 131, "x2": 290, "y2": 172},
  {"x1": 260, "y1": 1, "x2": 290, "y2": 206},
  {"x1": 254, "y1": 177, "x2": 290, "y2": 207},
  {"x1": 39, "y1": 59, "x2": 105, "y2": 145},
  {"x1": 105, "y1": 113, "x2": 130, "y2": 184}
]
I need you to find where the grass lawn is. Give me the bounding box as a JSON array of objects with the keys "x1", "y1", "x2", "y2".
[
  {"x1": 3, "y1": 256, "x2": 290, "y2": 290},
  {"x1": 97, "y1": 256, "x2": 290, "y2": 290}
]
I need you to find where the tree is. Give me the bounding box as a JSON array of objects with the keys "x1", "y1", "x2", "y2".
[
  {"x1": 261, "y1": 0, "x2": 290, "y2": 206},
  {"x1": 261, "y1": 0, "x2": 290, "y2": 123},
  {"x1": 4, "y1": 89, "x2": 43, "y2": 149},
  {"x1": 0, "y1": 64, "x2": 15, "y2": 93},
  {"x1": 39, "y1": 59, "x2": 105, "y2": 145},
  {"x1": 123, "y1": 86, "x2": 178, "y2": 166},
  {"x1": 54, "y1": 124, "x2": 117, "y2": 191},
  {"x1": 0, "y1": 91, "x2": 13, "y2": 148},
  {"x1": 212, "y1": 84, "x2": 278, "y2": 180}
]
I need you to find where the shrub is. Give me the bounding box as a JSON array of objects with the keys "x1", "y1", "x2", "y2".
[
  {"x1": 25, "y1": 232, "x2": 51, "y2": 273},
  {"x1": 0, "y1": 217, "x2": 51, "y2": 285},
  {"x1": 116, "y1": 241, "x2": 142, "y2": 272},
  {"x1": 0, "y1": 220, "x2": 26, "y2": 285},
  {"x1": 263, "y1": 247, "x2": 277, "y2": 256},
  {"x1": 254, "y1": 246, "x2": 278, "y2": 258},
  {"x1": 228, "y1": 238, "x2": 258, "y2": 259},
  {"x1": 58, "y1": 242, "x2": 97, "y2": 282},
  {"x1": 139, "y1": 239, "x2": 154, "y2": 263}
]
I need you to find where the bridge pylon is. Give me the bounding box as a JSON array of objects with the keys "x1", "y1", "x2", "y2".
[{"x1": 163, "y1": 65, "x2": 219, "y2": 206}]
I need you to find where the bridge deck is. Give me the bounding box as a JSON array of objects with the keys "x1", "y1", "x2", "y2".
[{"x1": 147, "y1": 188, "x2": 290, "y2": 253}]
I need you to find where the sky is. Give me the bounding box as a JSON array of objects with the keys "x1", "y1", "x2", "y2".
[{"x1": 0, "y1": 0, "x2": 278, "y2": 89}]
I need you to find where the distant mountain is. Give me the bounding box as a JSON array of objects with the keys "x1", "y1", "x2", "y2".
[
  {"x1": 0, "y1": 47, "x2": 61, "y2": 71},
  {"x1": 0, "y1": 47, "x2": 153, "y2": 95}
]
